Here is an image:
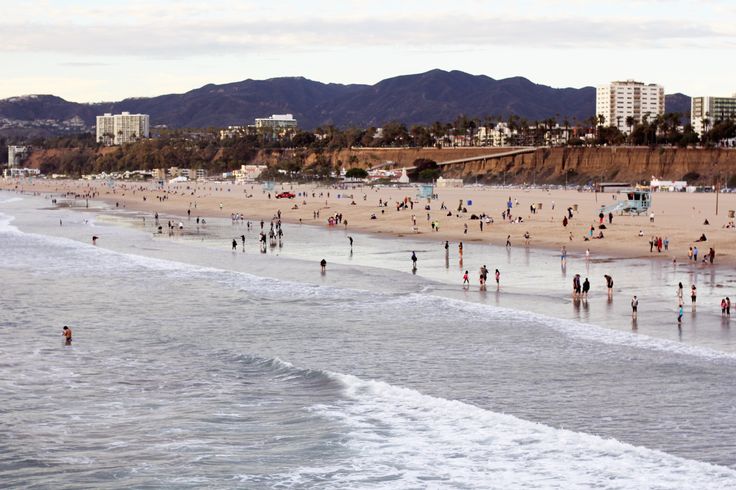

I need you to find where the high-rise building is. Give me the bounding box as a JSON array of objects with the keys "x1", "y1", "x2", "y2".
[
  {"x1": 596, "y1": 80, "x2": 665, "y2": 133},
  {"x1": 691, "y1": 95, "x2": 736, "y2": 135},
  {"x1": 96, "y1": 112, "x2": 150, "y2": 146}
]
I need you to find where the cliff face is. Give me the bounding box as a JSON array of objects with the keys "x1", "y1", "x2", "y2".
[
  {"x1": 438, "y1": 147, "x2": 734, "y2": 185},
  {"x1": 311, "y1": 147, "x2": 735, "y2": 185},
  {"x1": 23, "y1": 145, "x2": 736, "y2": 186}
]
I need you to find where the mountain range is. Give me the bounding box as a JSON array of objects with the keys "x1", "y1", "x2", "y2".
[{"x1": 0, "y1": 70, "x2": 691, "y2": 132}]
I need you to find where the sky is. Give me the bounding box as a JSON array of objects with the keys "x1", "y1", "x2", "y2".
[{"x1": 0, "y1": 0, "x2": 734, "y2": 102}]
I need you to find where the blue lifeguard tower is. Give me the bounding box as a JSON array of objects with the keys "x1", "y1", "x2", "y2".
[
  {"x1": 601, "y1": 189, "x2": 651, "y2": 216},
  {"x1": 418, "y1": 184, "x2": 434, "y2": 199}
]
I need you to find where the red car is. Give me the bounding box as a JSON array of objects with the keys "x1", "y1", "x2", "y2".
[{"x1": 276, "y1": 192, "x2": 295, "y2": 199}]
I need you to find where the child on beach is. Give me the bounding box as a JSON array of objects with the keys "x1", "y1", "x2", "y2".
[{"x1": 463, "y1": 270, "x2": 469, "y2": 286}]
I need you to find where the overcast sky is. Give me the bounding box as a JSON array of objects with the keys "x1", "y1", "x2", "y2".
[{"x1": 0, "y1": 0, "x2": 733, "y2": 102}]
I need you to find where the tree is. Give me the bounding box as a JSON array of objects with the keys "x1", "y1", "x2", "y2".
[
  {"x1": 291, "y1": 131, "x2": 316, "y2": 147},
  {"x1": 345, "y1": 167, "x2": 368, "y2": 179},
  {"x1": 411, "y1": 158, "x2": 440, "y2": 182}
]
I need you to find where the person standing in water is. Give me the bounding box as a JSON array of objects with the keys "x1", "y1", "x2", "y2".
[
  {"x1": 691, "y1": 284, "x2": 697, "y2": 311},
  {"x1": 463, "y1": 270, "x2": 469, "y2": 286},
  {"x1": 348, "y1": 236, "x2": 353, "y2": 249},
  {"x1": 232, "y1": 239, "x2": 237, "y2": 250},
  {"x1": 62, "y1": 326, "x2": 72, "y2": 345},
  {"x1": 677, "y1": 282, "x2": 684, "y2": 305},
  {"x1": 678, "y1": 304, "x2": 684, "y2": 324},
  {"x1": 411, "y1": 251, "x2": 418, "y2": 269},
  {"x1": 582, "y1": 277, "x2": 590, "y2": 298},
  {"x1": 495, "y1": 269, "x2": 500, "y2": 287},
  {"x1": 604, "y1": 274, "x2": 614, "y2": 298},
  {"x1": 631, "y1": 296, "x2": 638, "y2": 319},
  {"x1": 320, "y1": 259, "x2": 327, "y2": 272}
]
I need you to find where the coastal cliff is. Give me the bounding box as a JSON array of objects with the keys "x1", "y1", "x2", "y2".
[{"x1": 322, "y1": 147, "x2": 736, "y2": 185}]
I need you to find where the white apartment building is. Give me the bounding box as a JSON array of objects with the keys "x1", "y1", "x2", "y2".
[
  {"x1": 596, "y1": 80, "x2": 665, "y2": 133},
  {"x1": 7, "y1": 145, "x2": 29, "y2": 167},
  {"x1": 691, "y1": 95, "x2": 736, "y2": 135},
  {"x1": 255, "y1": 114, "x2": 297, "y2": 140},
  {"x1": 96, "y1": 112, "x2": 150, "y2": 146}
]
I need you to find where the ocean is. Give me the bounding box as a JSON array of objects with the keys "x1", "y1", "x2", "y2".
[{"x1": 1, "y1": 193, "x2": 736, "y2": 489}]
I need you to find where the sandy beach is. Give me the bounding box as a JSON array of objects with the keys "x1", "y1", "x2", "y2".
[{"x1": 3, "y1": 178, "x2": 736, "y2": 267}]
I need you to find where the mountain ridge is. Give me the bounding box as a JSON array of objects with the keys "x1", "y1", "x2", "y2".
[{"x1": 0, "y1": 70, "x2": 691, "y2": 131}]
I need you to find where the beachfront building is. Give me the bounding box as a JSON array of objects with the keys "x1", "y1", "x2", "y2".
[
  {"x1": 691, "y1": 95, "x2": 736, "y2": 135},
  {"x1": 255, "y1": 114, "x2": 298, "y2": 141},
  {"x1": 96, "y1": 112, "x2": 150, "y2": 146},
  {"x1": 436, "y1": 177, "x2": 464, "y2": 188},
  {"x1": 596, "y1": 80, "x2": 665, "y2": 134},
  {"x1": 475, "y1": 124, "x2": 511, "y2": 146},
  {"x1": 7, "y1": 145, "x2": 30, "y2": 167}
]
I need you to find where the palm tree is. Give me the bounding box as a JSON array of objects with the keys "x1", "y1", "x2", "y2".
[{"x1": 625, "y1": 116, "x2": 635, "y2": 144}]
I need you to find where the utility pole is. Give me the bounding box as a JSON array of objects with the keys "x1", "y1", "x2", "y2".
[{"x1": 716, "y1": 177, "x2": 720, "y2": 216}]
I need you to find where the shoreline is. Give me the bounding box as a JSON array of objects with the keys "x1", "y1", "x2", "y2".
[{"x1": 2, "y1": 178, "x2": 736, "y2": 270}]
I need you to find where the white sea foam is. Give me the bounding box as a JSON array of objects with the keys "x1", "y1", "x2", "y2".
[
  {"x1": 396, "y1": 293, "x2": 736, "y2": 362},
  {"x1": 0, "y1": 212, "x2": 21, "y2": 234},
  {"x1": 303, "y1": 371, "x2": 736, "y2": 489}
]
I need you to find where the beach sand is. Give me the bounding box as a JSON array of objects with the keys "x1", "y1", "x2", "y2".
[{"x1": 3, "y1": 178, "x2": 736, "y2": 266}]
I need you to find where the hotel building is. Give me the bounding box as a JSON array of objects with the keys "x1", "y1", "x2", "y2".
[{"x1": 596, "y1": 80, "x2": 665, "y2": 133}]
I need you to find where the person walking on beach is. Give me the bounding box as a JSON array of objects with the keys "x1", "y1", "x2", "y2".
[
  {"x1": 506, "y1": 235, "x2": 511, "y2": 248},
  {"x1": 62, "y1": 326, "x2": 72, "y2": 345},
  {"x1": 444, "y1": 241, "x2": 449, "y2": 253},
  {"x1": 631, "y1": 296, "x2": 638, "y2": 319},
  {"x1": 495, "y1": 269, "x2": 500, "y2": 287},
  {"x1": 241, "y1": 235, "x2": 246, "y2": 250},
  {"x1": 727, "y1": 297, "x2": 731, "y2": 316},
  {"x1": 411, "y1": 251, "x2": 418, "y2": 269},
  {"x1": 604, "y1": 274, "x2": 614, "y2": 298},
  {"x1": 463, "y1": 270, "x2": 469, "y2": 286},
  {"x1": 677, "y1": 282, "x2": 684, "y2": 304},
  {"x1": 561, "y1": 246, "x2": 567, "y2": 264},
  {"x1": 582, "y1": 278, "x2": 590, "y2": 298},
  {"x1": 320, "y1": 259, "x2": 327, "y2": 272},
  {"x1": 678, "y1": 304, "x2": 684, "y2": 324},
  {"x1": 693, "y1": 246, "x2": 699, "y2": 262},
  {"x1": 691, "y1": 284, "x2": 697, "y2": 311},
  {"x1": 232, "y1": 238, "x2": 237, "y2": 250},
  {"x1": 348, "y1": 236, "x2": 353, "y2": 249},
  {"x1": 722, "y1": 298, "x2": 728, "y2": 316},
  {"x1": 458, "y1": 242, "x2": 463, "y2": 256}
]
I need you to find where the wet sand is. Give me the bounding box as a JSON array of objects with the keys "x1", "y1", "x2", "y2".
[{"x1": 3, "y1": 178, "x2": 736, "y2": 267}]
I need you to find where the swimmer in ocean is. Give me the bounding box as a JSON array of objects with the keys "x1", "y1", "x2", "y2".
[{"x1": 62, "y1": 326, "x2": 72, "y2": 345}]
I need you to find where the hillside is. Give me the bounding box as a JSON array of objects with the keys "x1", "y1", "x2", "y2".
[{"x1": 0, "y1": 70, "x2": 691, "y2": 131}]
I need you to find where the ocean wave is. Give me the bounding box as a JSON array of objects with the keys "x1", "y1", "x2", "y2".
[{"x1": 231, "y1": 354, "x2": 736, "y2": 488}]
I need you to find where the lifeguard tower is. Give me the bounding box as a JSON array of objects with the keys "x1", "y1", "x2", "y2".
[
  {"x1": 600, "y1": 189, "x2": 651, "y2": 216},
  {"x1": 418, "y1": 184, "x2": 434, "y2": 200}
]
